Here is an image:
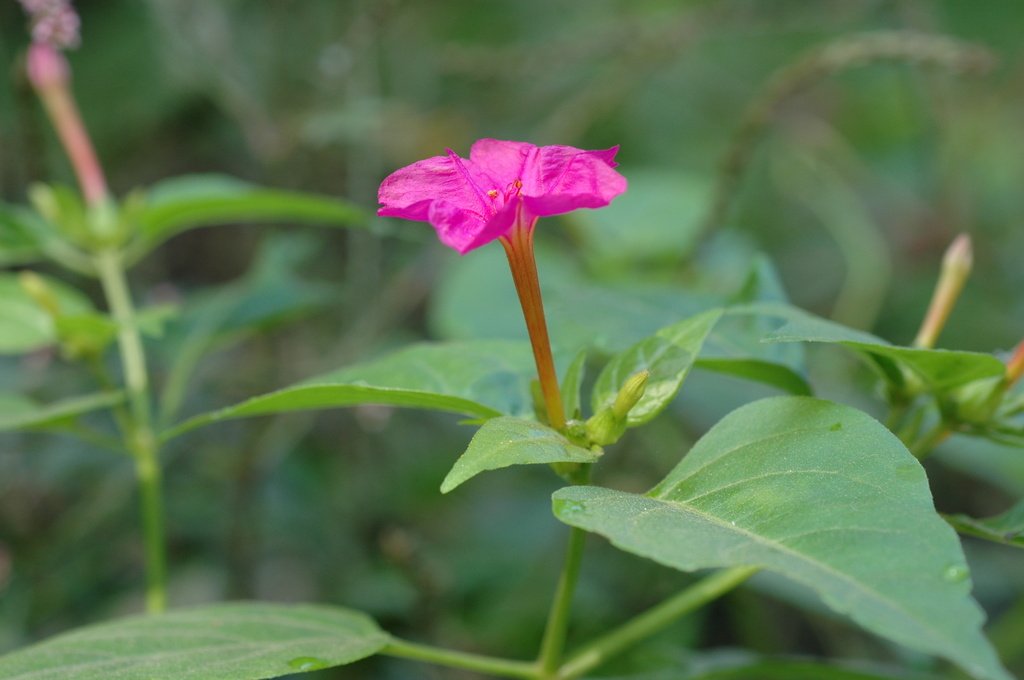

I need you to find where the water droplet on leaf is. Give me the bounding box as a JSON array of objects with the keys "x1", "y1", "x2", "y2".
[
  {"x1": 558, "y1": 500, "x2": 585, "y2": 516},
  {"x1": 288, "y1": 657, "x2": 330, "y2": 671},
  {"x1": 942, "y1": 564, "x2": 970, "y2": 584}
]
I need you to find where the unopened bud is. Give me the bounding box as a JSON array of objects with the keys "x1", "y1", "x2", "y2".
[
  {"x1": 913, "y1": 234, "x2": 973, "y2": 349},
  {"x1": 18, "y1": 271, "x2": 61, "y2": 317},
  {"x1": 612, "y1": 370, "x2": 649, "y2": 419},
  {"x1": 1005, "y1": 338, "x2": 1024, "y2": 389},
  {"x1": 26, "y1": 42, "x2": 69, "y2": 91},
  {"x1": 585, "y1": 408, "x2": 626, "y2": 447}
]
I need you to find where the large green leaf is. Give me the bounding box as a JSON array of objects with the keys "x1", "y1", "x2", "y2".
[
  {"x1": 163, "y1": 341, "x2": 538, "y2": 441},
  {"x1": 0, "y1": 391, "x2": 124, "y2": 433},
  {"x1": 441, "y1": 416, "x2": 600, "y2": 493},
  {"x1": 553, "y1": 397, "x2": 1010, "y2": 680},
  {"x1": 762, "y1": 316, "x2": 1005, "y2": 392},
  {"x1": 591, "y1": 309, "x2": 723, "y2": 425},
  {"x1": 136, "y1": 174, "x2": 369, "y2": 250},
  {"x1": 0, "y1": 273, "x2": 95, "y2": 355},
  {"x1": 945, "y1": 499, "x2": 1024, "y2": 550},
  {"x1": 0, "y1": 602, "x2": 388, "y2": 680}
]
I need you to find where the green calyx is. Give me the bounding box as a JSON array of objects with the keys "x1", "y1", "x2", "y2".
[{"x1": 585, "y1": 370, "x2": 650, "y2": 447}]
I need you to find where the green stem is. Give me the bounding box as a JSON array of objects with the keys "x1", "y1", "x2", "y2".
[
  {"x1": 556, "y1": 566, "x2": 758, "y2": 680},
  {"x1": 382, "y1": 638, "x2": 537, "y2": 679},
  {"x1": 94, "y1": 248, "x2": 167, "y2": 613},
  {"x1": 537, "y1": 527, "x2": 588, "y2": 675},
  {"x1": 908, "y1": 422, "x2": 952, "y2": 460}
]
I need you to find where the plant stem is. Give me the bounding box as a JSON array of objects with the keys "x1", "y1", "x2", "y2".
[
  {"x1": 95, "y1": 248, "x2": 167, "y2": 613},
  {"x1": 555, "y1": 566, "x2": 758, "y2": 680},
  {"x1": 908, "y1": 422, "x2": 952, "y2": 460},
  {"x1": 537, "y1": 527, "x2": 588, "y2": 675},
  {"x1": 382, "y1": 637, "x2": 538, "y2": 679},
  {"x1": 500, "y1": 218, "x2": 566, "y2": 431}
]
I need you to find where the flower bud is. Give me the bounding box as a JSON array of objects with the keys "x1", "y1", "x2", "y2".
[
  {"x1": 585, "y1": 408, "x2": 626, "y2": 447},
  {"x1": 26, "y1": 42, "x2": 69, "y2": 91},
  {"x1": 1005, "y1": 339, "x2": 1024, "y2": 389},
  {"x1": 18, "y1": 270, "x2": 61, "y2": 317},
  {"x1": 913, "y1": 234, "x2": 973, "y2": 349},
  {"x1": 612, "y1": 370, "x2": 649, "y2": 419}
]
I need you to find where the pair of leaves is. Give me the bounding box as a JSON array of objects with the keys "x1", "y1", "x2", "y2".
[
  {"x1": 433, "y1": 246, "x2": 813, "y2": 402},
  {"x1": 553, "y1": 396, "x2": 1012, "y2": 680},
  {"x1": 0, "y1": 175, "x2": 369, "y2": 269},
  {"x1": 441, "y1": 309, "x2": 727, "y2": 493}
]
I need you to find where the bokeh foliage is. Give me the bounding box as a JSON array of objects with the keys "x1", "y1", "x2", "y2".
[{"x1": 2, "y1": 1, "x2": 1024, "y2": 678}]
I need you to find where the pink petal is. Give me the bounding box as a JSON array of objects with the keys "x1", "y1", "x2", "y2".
[
  {"x1": 520, "y1": 146, "x2": 627, "y2": 216},
  {"x1": 468, "y1": 139, "x2": 538, "y2": 185},
  {"x1": 377, "y1": 152, "x2": 492, "y2": 220},
  {"x1": 428, "y1": 199, "x2": 518, "y2": 255}
]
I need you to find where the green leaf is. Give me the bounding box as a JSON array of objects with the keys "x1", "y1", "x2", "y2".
[
  {"x1": 0, "y1": 202, "x2": 45, "y2": 266},
  {"x1": 0, "y1": 391, "x2": 125, "y2": 433},
  {"x1": 762, "y1": 316, "x2": 1005, "y2": 392},
  {"x1": 553, "y1": 397, "x2": 1011, "y2": 680},
  {"x1": 0, "y1": 602, "x2": 388, "y2": 680},
  {"x1": 592, "y1": 309, "x2": 723, "y2": 425},
  {"x1": 0, "y1": 273, "x2": 95, "y2": 355},
  {"x1": 441, "y1": 416, "x2": 600, "y2": 493},
  {"x1": 694, "y1": 357, "x2": 812, "y2": 396},
  {"x1": 136, "y1": 174, "x2": 369, "y2": 250},
  {"x1": 945, "y1": 500, "x2": 1024, "y2": 549},
  {"x1": 561, "y1": 349, "x2": 587, "y2": 419},
  {"x1": 669, "y1": 650, "x2": 944, "y2": 680},
  {"x1": 163, "y1": 341, "x2": 538, "y2": 441}
]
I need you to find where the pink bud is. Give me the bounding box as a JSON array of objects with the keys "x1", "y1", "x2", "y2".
[{"x1": 26, "y1": 42, "x2": 69, "y2": 90}]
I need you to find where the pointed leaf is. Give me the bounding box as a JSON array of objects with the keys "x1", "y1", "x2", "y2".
[
  {"x1": 163, "y1": 341, "x2": 537, "y2": 441},
  {"x1": 441, "y1": 416, "x2": 600, "y2": 493},
  {"x1": 553, "y1": 397, "x2": 1010, "y2": 680},
  {"x1": 763, "y1": 316, "x2": 1005, "y2": 391},
  {"x1": 137, "y1": 174, "x2": 369, "y2": 250},
  {"x1": 592, "y1": 309, "x2": 722, "y2": 425},
  {"x1": 695, "y1": 357, "x2": 812, "y2": 396},
  {"x1": 945, "y1": 500, "x2": 1024, "y2": 549},
  {"x1": 561, "y1": 349, "x2": 587, "y2": 419},
  {"x1": 0, "y1": 391, "x2": 125, "y2": 433},
  {"x1": 0, "y1": 602, "x2": 388, "y2": 680}
]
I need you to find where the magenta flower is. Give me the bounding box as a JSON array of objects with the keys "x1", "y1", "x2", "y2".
[{"x1": 378, "y1": 139, "x2": 627, "y2": 254}]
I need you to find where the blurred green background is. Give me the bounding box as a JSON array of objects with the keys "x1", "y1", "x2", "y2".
[{"x1": 2, "y1": 1, "x2": 1024, "y2": 678}]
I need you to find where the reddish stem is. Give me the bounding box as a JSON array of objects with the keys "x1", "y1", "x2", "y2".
[
  {"x1": 27, "y1": 43, "x2": 109, "y2": 207},
  {"x1": 500, "y1": 214, "x2": 566, "y2": 431}
]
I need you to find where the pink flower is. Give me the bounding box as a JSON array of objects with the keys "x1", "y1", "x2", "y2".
[{"x1": 378, "y1": 139, "x2": 627, "y2": 254}]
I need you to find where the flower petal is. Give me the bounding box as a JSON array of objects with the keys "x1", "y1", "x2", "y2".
[
  {"x1": 378, "y1": 152, "x2": 493, "y2": 220},
  {"x1": 427, "y1": 199, "x2": 517, "y2": 255},
  {"x1": 520, "y1": 146, "x2": 627, "y2": 216},
  {"x1": 468, "y1": 139, "x2": 537, "y2": 186}
]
